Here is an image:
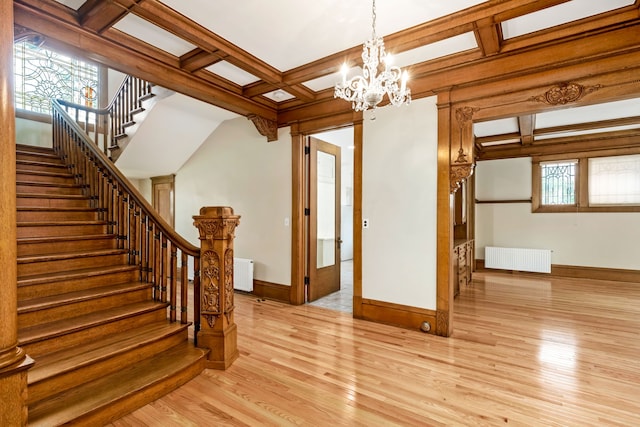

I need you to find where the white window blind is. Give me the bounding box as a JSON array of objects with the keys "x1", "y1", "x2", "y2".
[{"x1": 589, "y1": 154, "x2": 640, "y2": 205}]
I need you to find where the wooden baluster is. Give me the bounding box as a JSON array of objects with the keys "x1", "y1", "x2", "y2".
[
  {"x1": 193, "y1": 256, "x2": 201, "y2": 345},
  {"x1": 161, "y1": 234, "x2": 168, "y2": 303},
  {"x1": 140, "y1": 214, "x2": 149, "y2": 283},
  {"x1": 149, "y1": 223, "x2": 158, "y2": 299},
  {"x1": 118, "y1": 187, "x2": 126, "y2": 250},
  {"x1": 181, "y1": 252, "x2": 188, "y2": 324},
  {"x1": 170, "y1": 244, "x2": 177, "y2": 322}
]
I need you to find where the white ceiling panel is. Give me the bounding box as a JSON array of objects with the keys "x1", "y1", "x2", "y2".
[
  {"x1": 205, "y1": 62, "x2": 260, "y2": 86},
  {"x1": 113, "y1": 14, "x2": 196, "y2": 57},
  {"x1": 474, "y1": 117, "x2": 519, "y2": 137},
  {"x1": 392, "y1": 32, "x2": 478, "y2": 69},
  {"x1": 159, "y1": 0, "x2": 487, "y2": 71},
  {"x1": 501, "y1": 0, "x2": 635, "y2": 39},
  {"x1": 536, "y1": 98, "x2": 640, "y2": 128},
  {"x1": 52, "y1": 0, "x2": 85, "y2": 9}
]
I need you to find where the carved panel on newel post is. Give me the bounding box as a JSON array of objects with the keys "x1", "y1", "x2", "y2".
[
  {"x1": 193, "y1": 206, "x2": 241, "y2": 370},
  {"x1": 450, "y1": 106, "x2": 478, "y2": 194}
]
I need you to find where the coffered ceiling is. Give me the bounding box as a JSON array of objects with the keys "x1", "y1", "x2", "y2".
[{"x1": 12, "y1": 0, "x2": 640, "y2": 145}]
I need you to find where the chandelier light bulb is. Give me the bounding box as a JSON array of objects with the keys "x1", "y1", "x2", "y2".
[{"x1": 334, "y1": 0, "x2": 411, "y2": 113}]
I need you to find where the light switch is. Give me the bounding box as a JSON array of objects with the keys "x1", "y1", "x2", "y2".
[{"x1": 363, "y1": 218, "x2": 369, "y2": 228}]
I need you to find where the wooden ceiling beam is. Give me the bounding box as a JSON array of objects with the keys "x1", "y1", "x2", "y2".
[
  {"x1": 478, "y1": 130, "x2": 640, "y2": 160},
  {"x1": 13, "y1": 2, "x2": 276, "y2": 120},
  {"x1": 116, "y1": 0, "x2": 284, "y2": 86},
  {"x1": 518, "y1": 115, "x2": 535, "y2": 145},
  {"x1": 78, "y1": 0, "x2": 142, "y2": 33},
  {"x1": 180, "y1": 48, "x2": 225, "y2": 73},
  {"x1": 474, "y1": 17, "x2": 501, "y2": 56},
  {"x1": 535, "y1": 116, "x2": 640, "y2": 136}
]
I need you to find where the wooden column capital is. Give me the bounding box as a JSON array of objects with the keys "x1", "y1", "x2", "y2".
[{"x1": 192, "y1": 206, "x2": 240, "y2": 369}]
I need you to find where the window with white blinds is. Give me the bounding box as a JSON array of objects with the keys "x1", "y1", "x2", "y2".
[{"x1": 589, "y1": 154, "x2": 640, "y2": 205}]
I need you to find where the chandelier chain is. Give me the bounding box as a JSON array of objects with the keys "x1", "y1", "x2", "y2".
[{"x1": 372, "y1": 0, "x2": 377, "y2": 39}]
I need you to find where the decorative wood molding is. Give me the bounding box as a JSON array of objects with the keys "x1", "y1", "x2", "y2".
[
  {"x1": 248, "y1": 114, "x2": 278, "y2": 142},
  {"x1": 200, "y1": 249, "x2": 220, "y2": 328},
  {"x1": 450, "y1": 163, "x2": 474, "y2": 193},
  {"x1": 224, "y1": 248, "x2": 234, "y2": 322},
  {"x1": 450, "y1": 106, "x2": 478, "y2": 193},
  {"x1": 530, "y1": 82, "x2": 603, "y2": 105},
  {"x1": 475, "y1": 199, "x2": 532, "y2": 204},
  {"x1": 193, "y1": 218, "x2": 240, "y2": 244},
  {"x1": 13, "y1": 24, "x2": 45, "y2": 46}
]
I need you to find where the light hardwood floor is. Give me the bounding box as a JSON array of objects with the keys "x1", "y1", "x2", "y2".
[{"x1": 108, "y1": 272, "x2": 640, "y2": 426}]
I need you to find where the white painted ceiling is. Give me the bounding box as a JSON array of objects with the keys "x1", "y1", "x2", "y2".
[{"x1": 51, "y1": 0, "x2": 640, "y2": 150}]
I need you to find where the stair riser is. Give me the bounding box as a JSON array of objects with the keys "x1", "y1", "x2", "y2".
[
  {"x1": 18, "y1": 269, "x2": 138, "y2": 300},
  {"x1": 19, "y1": 287, "x2": 153, "y2": 329},
  {"x1": 17, "y1": 224, "x2": 107, "y2": 238},
  {"x1": 16, "y1": 161, "x2": 68, "y2": 174},
  {"x1": 21, "y1": 308, "x2": 168, "y2": 358},
  {"x1": 18, "y1": 237, "x2": 117, "y2": 257},
  {"x1": 17, "y1": 196, "x2": 92, "y2": 208},
  {"x1": 18, "y1": 253, "x2": 127, "y2": 277},
  {"x1": 16, "y1": 183, "x2": 85, "y2": 195},
  {"x1": 16, "y1": 172, "x2": 75, "y2": 184},
  {"x1": 27, "y1": 329, "x2": 187, "y2": 405},
  {"x1": 17, "y1": 209, "x2": 99, "y2": 222}
]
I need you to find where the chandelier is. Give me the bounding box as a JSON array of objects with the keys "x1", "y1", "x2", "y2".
[{"x1": 334, "y1": 0, "x2": 411, "y2": 113}]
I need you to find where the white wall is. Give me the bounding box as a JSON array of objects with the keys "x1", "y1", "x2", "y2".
[
  {"x1": 15, "y1": 118, "x2": 51, "y2": 147},
  {"x1": 475, "y1": 158, "x2": 640, "y2": 269},
  {"x1": 174, "y1": 117, "x2": 292, "y2": 286},
  {"x1": 362, "y1": 96, "x2": 439, "y2": 310}
]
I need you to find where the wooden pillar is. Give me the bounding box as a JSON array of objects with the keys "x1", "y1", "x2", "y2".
[
  {"x1": 0, "y1": 3, "x2": 33, "y2": 425},
  {"x1": 193, "y1": 207, "x2": 240, "y2": 369}
]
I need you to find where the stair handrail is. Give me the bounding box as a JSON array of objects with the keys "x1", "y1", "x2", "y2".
[
  {"x1": 51, "y1": 98, "x2": 203, "y2": 343},
  {"x1": 106, "y1": 75, "x2": 154, "y2": 159}
]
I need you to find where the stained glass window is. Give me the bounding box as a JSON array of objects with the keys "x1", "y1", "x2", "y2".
[
  {"x1": 14, "y1": 41, "x2": 99, "y2": 114},
  {"x1": 540, "y1": 160, "x2": 577, "y2": 205}
]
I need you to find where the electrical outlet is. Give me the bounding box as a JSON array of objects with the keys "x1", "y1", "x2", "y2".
[{"x1": 363, "y1": 218, "x2": 369, "y2": 228}]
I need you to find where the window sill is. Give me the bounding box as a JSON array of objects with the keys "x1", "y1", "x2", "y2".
[{"x1": 534, "y1": 205, "x2": 640, "y2": 213}]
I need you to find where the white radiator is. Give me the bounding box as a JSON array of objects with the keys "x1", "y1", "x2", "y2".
[
  {"x1": 233, "y1": 258, "x2": 254, "y2": 292},
  {"x1": 484, "y1": 247, "x2": 551, "y2": 273}
]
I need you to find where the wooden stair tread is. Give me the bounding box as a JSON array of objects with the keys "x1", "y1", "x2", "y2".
[
  {"x1": 18, "y1": 264, "x2": 138, "y2": 287},
  {"x1": 17, "y1": 206, "x2": 99, "y2": 212},
  {"x1": 28, "y1": 321, "x2": 188, "y2": 384},
  {"x1": 27, "y1": 342, "x2": 206, "y2": 427},
  {"x1": 17, "y1": 248, "x2": 124, "y2": 264},
  {"x1": 18, "y1": 280, "x2": 149, "y2": 313},
  {"x1": 16, "y1": 159, "x2": 66, "y2": 168},
  {"x1": 18, "y1": 301, "x2": 168, "y2": 346},
  {"x1": 16, "y1": 181, "x2": 83, "y2": 189},
  {"x1": 17, "y1": 220, "x2": 107, "y2": 227},
  {"x1": 16, "y1": 144, "x2": 56, "y2": 153},
  {"x1": 15, "y1": 169, "x2": 73, "y2": 178},
  {"x1": 17, "y1": 193, "x2": 90, "y2": 200},
  {"x1": 18, "y1": 233, "x2": 115, "y2": 245}
]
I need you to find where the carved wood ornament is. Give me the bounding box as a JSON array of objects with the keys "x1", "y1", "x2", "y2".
[
  {"x1": 201, "y1": 249, "x2": 220, "y2": 328},
  {"x1": 13, "y1": 25, "x2": 45, "y2": 46},
  {"x1": 248, "y1": 114, "x2": 278, "y2": 142},
  {"x1": 450, "y1": 106, "x2": 478, "y2": 193},
  {"x1": 530, "y1": 82, "x2": 603, "y2": 105}
]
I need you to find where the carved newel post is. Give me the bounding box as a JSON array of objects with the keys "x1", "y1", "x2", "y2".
[{"x1": 193, "y1": 207, "x2": 240, "y2": 369}]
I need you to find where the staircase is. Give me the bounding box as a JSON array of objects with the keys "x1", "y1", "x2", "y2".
[{"x1": 16, "y1": 144, "x2": 207, "y2": 426}]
